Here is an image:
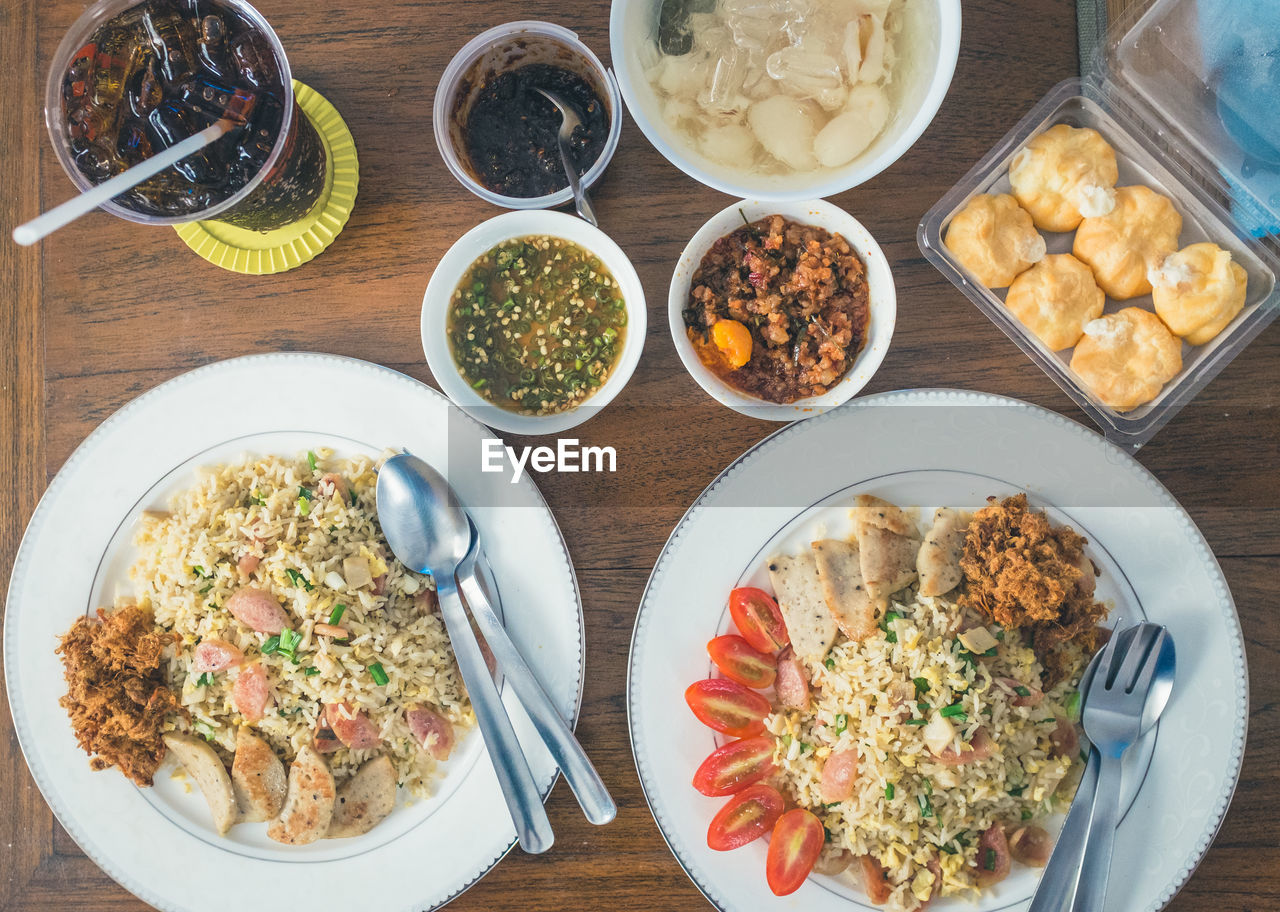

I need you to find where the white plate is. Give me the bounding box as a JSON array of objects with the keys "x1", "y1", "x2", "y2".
[
  {"x1": 629, "y1": 388, "x2": 1247, "y2": 912},
  {"x1": 4, "y1": 353, "x2": 584, "y2": 912}
]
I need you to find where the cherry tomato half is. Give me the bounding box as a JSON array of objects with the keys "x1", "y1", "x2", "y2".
[
  {"x1": 706, "y1": 783, "x2": 784, "y2": 851},
  {"x1": 729, "y1": 587, "x2": 790, "y2": 653},
  {"x1": 707, "y1": 635, "x2": 777, "y2": 689},
  {"x1": 685, "y1": 679, "x2": 771, "y2": 738},
  {"x1": 692, "y1": 736, "x2": 776, "y2": 797},
  {"x1": 766, "y1": 808, "x2": 824, "y2": 896}
]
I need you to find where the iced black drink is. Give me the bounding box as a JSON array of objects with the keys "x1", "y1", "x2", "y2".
[{"x1": 50, "y1": 0, "x2": 327, "y2": 231}]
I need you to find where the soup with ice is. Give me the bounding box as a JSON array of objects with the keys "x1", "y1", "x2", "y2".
[{"x1": 646, "y1": 0, "x2": 908, "y2": 175}]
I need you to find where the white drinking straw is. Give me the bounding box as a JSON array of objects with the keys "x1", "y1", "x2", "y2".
[{"x1": 12, "y1": 119, "x2": 234, "y2": 246}]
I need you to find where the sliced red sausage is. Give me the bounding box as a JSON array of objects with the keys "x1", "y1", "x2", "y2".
[
  {"x1": 933, "y1": 727, "x2": 996, "y2": 766},
  {"x1": 974, "y1": 824, "x2": 1011, "y2": 886},
  {"x1": 406, "y1": 706, "x2": 455, "y2": 761},
  {"x1": 320, "y1": 473, "x2": 351, "y2": 503},
  {"x1": 233, "y1": 664, "x2": 271, "y2": 723},
  {"x1": 226, "y1": 587, "x2": 289, "y2": 634},
  {"x1": 818, "y1": 749, "x2": 859, "y2": 804},
  {"x1": 237, "y1": 554, "x2": 261, "y2": 576},
  {"x1": 858, "y1": 854, "x2": 892, "y2": 904},
  {"x1": 313, "y1": 716, "x2": 342, "y2": 754},
  {"x1": 325, "y1": 702, "x2": 380, "y2": 749},
  {"x1": 775, "y1": 646, "x2": 810, "y2": 710},
  {"x1": 1049, "y1": 716, "x2": 1079, "y2": 758},
  {"x1": 998, "y1": 676, "x2": 1044, "y2": 708},
  {"x1": 193, "y1": 637, "x2": 244, "y2": 673},
  {"x1": 1008, "y1": 825, "x2": 1052, "y2": 867}
]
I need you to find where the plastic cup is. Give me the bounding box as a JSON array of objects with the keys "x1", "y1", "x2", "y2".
[
  {"x1": 46, "y1": 0, "x2": 328, "y2": 230},
  {"x1": 433, "y1": 21, "x2": 623, "y2": 210}
]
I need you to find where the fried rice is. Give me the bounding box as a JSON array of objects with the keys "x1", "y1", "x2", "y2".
[
  {"x1": 767, "y1": 590, "x2": 1087, "y2": 910},
  {"x1": 130, "y1": 449, "x2": 473, "y2": 797}
]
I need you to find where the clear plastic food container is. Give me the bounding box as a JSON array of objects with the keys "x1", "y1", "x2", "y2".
[{"x1": 918, "y1": 0, "x2": 1280, "y2": 447}]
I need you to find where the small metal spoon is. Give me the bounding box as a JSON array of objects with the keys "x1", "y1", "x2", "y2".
[
  {"x1": 456, "y1": 516, "x2": 617, "y2": 825},
  {"x1": 534, "y1": 87, "x2": 599, "y2": 227},
  {"x1": 376, "y1": 454, "x2": 554, "y2": 854}
]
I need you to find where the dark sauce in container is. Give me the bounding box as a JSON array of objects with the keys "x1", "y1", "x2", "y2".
[
  {"x1": 60, "y1": 0, "x2": 326, "y2": 229},
  {"x1": 462, "y1": 63, "x2": 608, "y2": 199}
]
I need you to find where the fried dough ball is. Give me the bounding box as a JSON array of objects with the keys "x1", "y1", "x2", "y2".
[
  {"x1": 1072, "y1": 185, "x2": 1182, "y2": 299},
  {"x1": 1009, "y1": 124, "x2": 1120, "y2": 232},
  {"x1": 944, "y1": 193, "x2": 1047, "y2": 288},
  {"x1": 1005, "y1": 254, "x2": 1105, "y2": 351},
  {"x1": 1069, "y1": 307, "x2": 1182, "y2": 411},
  {"x1": 1150, "y1": 242, "x2": 1248, "y2": 345}
]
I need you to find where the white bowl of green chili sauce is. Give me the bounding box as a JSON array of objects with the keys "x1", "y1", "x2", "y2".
[{"x1": 422, "y1": 210, "x2": 647, "y2": 435}]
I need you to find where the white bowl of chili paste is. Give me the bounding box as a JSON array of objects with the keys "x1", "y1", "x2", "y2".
[
  {"x1": 435, "y1": 21, "x2": 624, "y2": 210},
  {"x1": 422, "y1": 209, "x2": 647, "y2": 435},
  {"x1": 670, "y1": 199, "x2": 895, "y2": 420}
]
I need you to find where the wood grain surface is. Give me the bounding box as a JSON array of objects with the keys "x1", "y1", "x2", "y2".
[{"x1": 1, "y1": 0, "x2": 1276, "y2": 910}]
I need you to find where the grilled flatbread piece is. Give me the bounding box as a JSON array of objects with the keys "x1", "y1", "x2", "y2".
[
  {"x1": 767, "y1": 552, "x2": 837, "y2": 663},
  {"x1": 918, "y1": 508, "x2": 972, "y2": 597},
  {"x1": 853, "y1": 495, "x2": 921, "y2": 608},
  {"x1": 811, "y1": 539, "x2": 878, "y2": 641}
]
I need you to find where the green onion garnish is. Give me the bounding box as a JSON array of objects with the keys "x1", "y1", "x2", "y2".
[
  {"x1": 884, "y1": 784, "x2": 895, "y2": 800},
  {"x1": 905, "y1": 719, "x2": 928, "y2": 726},
  {"x1": 940, "y1": 843, "x2": 958, "y2": 855},
  {"x1": 983, "y1": 646, "x2": 998, "y2": 657},
  {"x1": 1066, "y1": 691, "x2": 1082, "y2": 722},
  {"x1": 824, "y1": 656, "x2": 836, "y2": 670},
  {"x1": 192, "y1": 566, "x2": 209, "y2": 578},
  {"x1": 368, "y1": 662, "x2": 388, "y2": 686},
  {"x1": 299, "y1": 497, "x2": 311, "y2": 516},
  {"x1": 298, "y1": 486, "x2": 312, "y2": 500},
  {"x1": 1008, "y1": 784, "x2": 1026, "y2": 796},
  {"x1": 350, "y1": 488, "x2": 358, "y2": 507},
  {"x1": 261, "y1": 635, "x2": 281, "y2": 655},
  {"x1": 886, "y1": 630, "x2": 898, "y2": 644},
  {"x1": 329, "y1": 604, "x2": 347, "y2": 625},
  {"x1": 198, "y1": 583, "x2": 213, "y2": 594},
  {"x1": 923, "y1": 778, "x2": 933, "y2": 796},
  {"x1": 277, "y1": 628, "x2": 301, "y2": 661},
  {"x1": 918, "y1": 794, "x2": 933, "y2": 818},
  {"x1": 285, "y1": 569, "x2": 313, "y2": 591},
  {"x1": 834, "y1": 713, "x2": 848, "y2": 735},
  {"x1": 196, "y1": 672, "x2": 215, "y2": 687},
  {"x1": 307, "y1": 451, "x2": 318, "y2": 472},
  {"x1": 1022, "y1": 809, "x2": 1033, "y2": 820},
  {"x1": 193, "y1": 720, "x2": 215, "y2": 741},
  {"x1": 882, "y1": 610, "x2": 901, "y2": 630},
  {"x1": 914, "y1": 677, "x2": 930, "y2": 694},
  {"x1": 304, "y1": 666, "x2": 321, "y2": 676},
  {"x1": 941, "y1": 703, "x2": 967, "y2": 719},
  {"x1": 917, "y1": 701, "x2": 929, "y2": 714},
  {"x1": 983, "y1": 848, "x2": 997, "y2": 871},
  {"x1": 993, "y1": 625, "x2": 1005, "y2": 641},
  {"x1": 1015, "y1": 685, "x2": 1031, "y2": 697}
]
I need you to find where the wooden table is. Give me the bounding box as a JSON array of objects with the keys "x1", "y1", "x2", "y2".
[{"x1": 1, "y1": 0, "x2": 1276, "y2": 909}]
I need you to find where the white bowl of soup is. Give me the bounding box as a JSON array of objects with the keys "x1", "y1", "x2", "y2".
[
  {"x1": 610, "y1": 0, "x2": 961, "y2": 200},
  {"x1": 422, "y1": 210, "x2": 647, "y2": 436}
]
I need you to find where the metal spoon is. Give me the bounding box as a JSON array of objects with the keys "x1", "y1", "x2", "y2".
[
  {"x1": 1070, "y1": 624, "x2": 1176, "y2": 912},
  {"x1": 457, "y1": 515, "x2": 617, "y2": 825},
  {"x1": 376, "y1": 454, "x2": 554, "y2": 854},
  {"x1": 534, "y1": 87, "x2": 599, "y2": 227}
]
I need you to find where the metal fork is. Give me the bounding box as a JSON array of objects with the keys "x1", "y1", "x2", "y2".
[{"x1": 1070, "y1": 624, "x2": 1176, "y2": 912}]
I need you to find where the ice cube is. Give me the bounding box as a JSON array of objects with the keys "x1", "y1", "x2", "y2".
[
  {"x1": 699, "y1": 46, "x2": 748, "y2": 114},
  {"x1": 229, "y1": 34, "x2": 273, "y2": 89},
  {"x1": 127, "y1": 57, "x2": 163, "y2": 118},
  {"x1": 142, "y1": 6, "x2": 199, "y2": 86},
  {"x1": 197, "y1": 13, "x2": 236, "y2": 79},
  {"x1": 747, "y1": 94, "x2": 818, "y2": 170},
  {"x1": 115, "y1": 118, "x2": 154, "y2": 167},
  {"x1": 180, "y1": 76, "x2": 257, "y2": 125},
  {"x1": 723, "y1": 0, "x2": 792, "y2": 53},
  {"x1": 765, "y1": 46, "x2": 843, "y2": 98}
]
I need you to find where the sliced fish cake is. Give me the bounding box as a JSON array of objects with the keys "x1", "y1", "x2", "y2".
[
  {"x1": 231, "y1": 727, "x2": 286, "y2": 823},
  {"x1": 766, "y1": 551, "x2": 837, "y2": 663},
  {"x1": 267, "y1": 746, "x2": 336, "y2": 845},
  {"x1": 327, "y1": 755, "x2": 397, "y2": 838}
]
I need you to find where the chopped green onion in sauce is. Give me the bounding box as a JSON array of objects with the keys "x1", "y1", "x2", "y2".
[{"x1": 447, "y1": 235, "x2": 627, "y2": 416}]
